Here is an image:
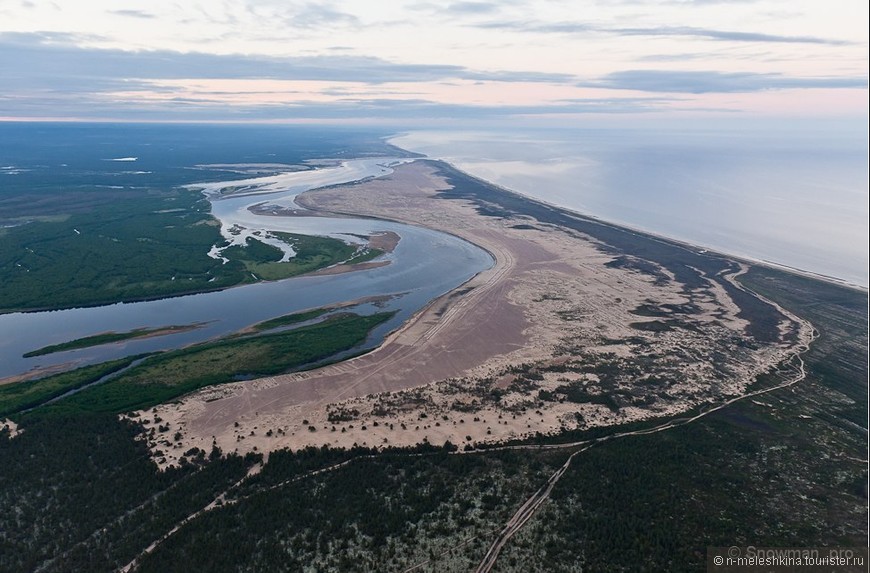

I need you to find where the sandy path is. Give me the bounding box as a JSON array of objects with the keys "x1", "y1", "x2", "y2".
[{"x1": 118, "y1": 462, "x2": 263, "y2": 573}]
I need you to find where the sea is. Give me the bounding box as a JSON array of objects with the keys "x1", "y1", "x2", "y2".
[{"x1": 392, "y1": 125, "x2": 869, "y2": 288}]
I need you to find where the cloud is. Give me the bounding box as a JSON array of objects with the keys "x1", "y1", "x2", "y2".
[
  {"x1": 110, "y1": 9, "x2": 156, "y2": 19},
  {"x1": 0, "y1": 34, "x2": 684, "y2": 122},
  {"x1": 614, "y1": 26, "x2": 851, "y2": 45},
  {"x1": 680, "y1": 0, "x2": 759, "y2": 3},
  {"x1": 586, "y1": 69, "x2": 868, "y2": 93},
  {"x1": 610, "y1": 0, "x2": 761, "y2": 4},
  {"x1": 285, "y1": 2, "x2": 360, "y2": 28},
  {"x1": 446, "y1": 2, "x2": 503, "y2": 14},
  {"x1": 0, "y1": 32, "x2": 574, "y2": 85},
  {"x1": 474, "y1": 20, "x2": 595, "y2": 34},
  {"x1": 475, "y1": 20, "x2": 849, "y2": 45},
  {"x1": 635, "y1": 52, "x2": 718, "y2": 62},
  {"x1": 0, "y1": 31, "x2": 587, "y2": 121},
  {"x1": 240, "y1": 1, "x2": 359, "y2": 29},
  {"x1": 0, "y1": 30, "x2": 109, "y2": 45},
  {"x1": 408, "y1": 1, "x2": 507, "y2": 16},
  {"x1": 0, "y1": 94, "x2": 682, "y2": 123}
]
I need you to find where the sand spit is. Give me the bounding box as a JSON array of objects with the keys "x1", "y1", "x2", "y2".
[
  {"x1": 367, "y1": 230, "x2": 400, "y2": 253},
  {"x1": 136, "y1": 161, "x2": 809, "y2": 468},
  {"x1": 1, "y1": 362, "x2": 78, "y2": 386}
]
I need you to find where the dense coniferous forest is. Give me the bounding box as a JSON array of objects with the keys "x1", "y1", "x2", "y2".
[
  {"x1": 1, "y1": 262, "x2": 865, "y2": 572},
  {"x1": 0, "y1": 189, "x2": 371, "y2": 313}
]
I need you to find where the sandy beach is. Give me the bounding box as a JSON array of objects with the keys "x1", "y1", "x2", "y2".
[{"x1": 136, "y1": 160, "x2": 810, "y2": 468}]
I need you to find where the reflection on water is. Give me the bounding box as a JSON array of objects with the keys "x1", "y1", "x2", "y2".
[
  {"x1": 0, "y1": 158, "x2": 493, "y2": 379},
  {"x1": 393, "y1": 127, "x2": 868, "y2": 287}
]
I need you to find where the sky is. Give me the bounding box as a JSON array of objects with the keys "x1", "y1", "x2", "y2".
[{"x1": 0, "y1": 0, "x2": 867, "y2": 124}]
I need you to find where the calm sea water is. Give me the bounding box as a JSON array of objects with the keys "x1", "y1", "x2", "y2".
[{"x1": 393, "y1": 127, "x2": 868, "y2": 287}]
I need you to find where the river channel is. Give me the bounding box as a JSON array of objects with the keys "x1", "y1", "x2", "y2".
[{"x1": 0, "y1": 158, "x2": 493, "y2": 380}]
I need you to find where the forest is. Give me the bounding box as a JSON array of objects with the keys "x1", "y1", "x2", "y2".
[
  {"x1": 0, "y1": 188, "x2": 370, "y2": 313},
  {"x1": 1, "y1": 265, "x2": 865, "y2": 572},
  {"x1": 0, "y1": 124, "x2": 409, "y2": 314}
]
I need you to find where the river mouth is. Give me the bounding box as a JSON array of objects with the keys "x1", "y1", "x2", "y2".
[{"x1": 0, "y1": 158, "x2": 493, "y2": 381}]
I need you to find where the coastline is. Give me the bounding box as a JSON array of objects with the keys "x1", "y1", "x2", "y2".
[
  {"x1": 387, "y1": 137, "x2": 867, "y2": 292},
  {"x1": 451, "y1": 164, "x2": 866, "y2": 292},
  {"x1": 140, "y1": 159, "x2": 818, "y2": 467},
  {"x1": 442, "y1": 160, "x2": 867, "y2": 293}
]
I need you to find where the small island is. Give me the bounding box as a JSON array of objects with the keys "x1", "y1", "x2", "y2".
[{"x1": 23, "y1": 324, "x2": 206, "y2": 357}]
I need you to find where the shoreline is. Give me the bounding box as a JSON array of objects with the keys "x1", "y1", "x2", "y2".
[
  {"x1": 440, "y1": 159, "x2": 867, "y2": 293},
  {"x1": 387, "y1": 138, "x2": 866, "y2": 292},
  {"x1": 141, "y1": 159, "x2": 816, "y2": 467}
]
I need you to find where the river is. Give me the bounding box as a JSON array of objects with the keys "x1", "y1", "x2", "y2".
[{"x1": 0, "y1": 158, "x2": 493, "y2": 380}]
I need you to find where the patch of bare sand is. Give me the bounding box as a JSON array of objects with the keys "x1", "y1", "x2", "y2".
[
  {"x1": 1, "y1": 362, "x2": 78, "y2": 386},
  {"x1": 367, "y1": 230, "x2": 400, "y2": 253},
  {"x1": 138, "y1": 160, "x2": 808, "y2": 467},
  {"x1": 1, "y1": 418, "x2": 21, "y2": 438}
]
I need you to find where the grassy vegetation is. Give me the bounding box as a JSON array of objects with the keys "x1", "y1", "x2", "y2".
[
  {"x1": 0, "y1": 190, "x2": 247, "y2": 313},
  {"x1": 0, "y1": 200, "x2": 366, "y2": 314},
  {"x1": 38, "y1": 312, "x2": 394, "y2": 415},
  {"x1": 22, "y1": 325, "x2": 198, "y2": 358},
  {"x1": 227, "y1": 232, "x2": 359, "y2": 281},
  {"x1": 251, "y1": 308, "x2": 331, "y2": 332},
  {"x1": 0, "y1": 358, "x2": 139, "y2": 418}
]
